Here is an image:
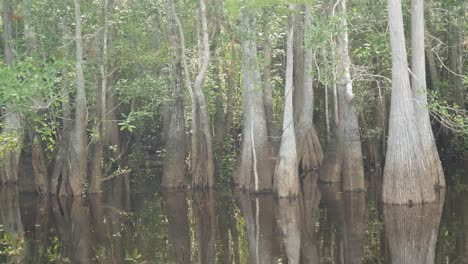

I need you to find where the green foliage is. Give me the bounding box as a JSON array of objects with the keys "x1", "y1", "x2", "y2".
[{"x1": 0, "y1": 226, "x2": 24, "y2": 260}]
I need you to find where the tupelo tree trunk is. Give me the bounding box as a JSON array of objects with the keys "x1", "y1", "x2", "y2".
[
  {"x1": 161, "y1": 0, "x2": 187, "y2": 188},
  {"x1": 383, "y1": 0, "x2": 439, "y2": 204},
  {"x1": 274, "y1": 4, "x2": 299, "y2": 198},
  {"x1": 410, "y1": 0, "x2": 445, "y2": 189},
  {"x1": 239, "y1": 8, "x2": 274, "y2": 193},
  {"x1": 295, "y1": 5, "x2": 324, "y2": 174}
]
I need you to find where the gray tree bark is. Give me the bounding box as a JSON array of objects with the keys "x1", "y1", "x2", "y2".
[
  {"x1": 161, "y1": 0, "x2": 187, "y2": 188},
  {"x1": 410, "y1": 0, "x2": 445, "y2": 189},
  {"x1": 262, "y1": 9, "x2": 276, "y2": 140},
  {"x1": 319, "y1": 0, "x2": 364, "y2": 192},
  {"x1": 190, "y1": 0, "x2": 215, "y2": 189},
  {"x1": 62, "y1": 0, "x2": 88, "y2": 196},
  {"x1": 275, "y1": 4, "x2": 299, "y2": 198},
  {"x1": 239, "y1": 8, "x2": 274, "y2": 193},
  {"x1": 383, "y1": 0, "x2": 439, "y2": 204},
  {"x1": 296, "y1": 5, "x2": 324, "y2": 174}
]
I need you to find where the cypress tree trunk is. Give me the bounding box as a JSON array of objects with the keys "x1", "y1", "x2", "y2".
[
  {"x1": 383, "y1": 0, "x2": 438, "y2": 204},
  {"x1": 296, "y1": 5, "x2": 324, "y2": 174},
  {"x1": 161, "y1": 0, "x2": 187, "y2": 188},
  {"x1": 262, "y1": 9, "x2": 276, "y2": 141},
  {"x1": 275, "y1": 4, "x2": 299, "y2": 198},
  {"x1": 62, "y1": 0, "x2": 88, "y2": 196},
  {"x1": 410, "y1": 0, "x2": 445, "y2": 189},
  {"x1": 1, "y1": 0, "x2": 23, "y2": 185},
  {"x1": 190, "y1": 0, "x2": 215, "y2": 189},
  {"x1": 239, "y1": 8, "x2": 273, "y2": 193},
  {"x1": 319, "y1": 0, "x2": 364, "y2": 192}
]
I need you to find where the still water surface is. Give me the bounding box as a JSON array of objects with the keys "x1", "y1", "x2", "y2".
[{"x1": 0, "y1": 173, "x2": 466, "y2": 264}]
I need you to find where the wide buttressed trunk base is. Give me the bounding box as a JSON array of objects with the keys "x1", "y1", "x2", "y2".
[
  {"x1": 319, "y1": 138, "x2": 365, "y2": 192},
  {"x1": 297, "y1": 126, "x2": 323, "y2": 174}
]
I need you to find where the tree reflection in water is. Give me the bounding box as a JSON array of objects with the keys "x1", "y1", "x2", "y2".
[
  {"x1": 2, "y1": 178, "x2": 468, "y2": 263},
  {"x1": 384, "y1": 190, "x2": 445, "y2": 264}
]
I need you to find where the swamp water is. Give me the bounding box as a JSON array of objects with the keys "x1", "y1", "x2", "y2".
[{"x1": 0, "y1": 171, "x2": 467, "y2": 264}]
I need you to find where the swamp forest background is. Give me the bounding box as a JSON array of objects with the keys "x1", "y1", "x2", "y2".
[{"x1": 0, "y1": 0, "x2": 467, "y2": 263}]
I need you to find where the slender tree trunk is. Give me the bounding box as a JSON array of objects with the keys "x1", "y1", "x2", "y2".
[
  {"x1": 239, "y1": 8, "x2": 274, "y2": 193},
  {"x1": 190, "y1": 0, "x2": 215, "y2": 188},
  {"x1": 411, "y1": 0, "x2": 445, "y2": 189},
  {"x1": 1, "y1": 0, "x2": 23, "y2": 185},
  {"x1": 262, "y1": 9, "x2": 276, "y2": 140},
  {"x1": 296, "y1": 5, "x2": 324, "y2": 174},
  {"x1": 447, "y1": 11, "x2": 465, "y2": 110},
  {"x1": 275, "y1": 4, "x2": 299, "y2": 198},
  {"x1": 161, "y1": 0, "x2": 187, "y2": 188},
  {"x1": 51, "y1": 9, "x2": 72, "y2": 195},
  {"x1": 64, "y1": 0, "x2": 88, "y2": 196},
  {"x1": 383, "y1": 0, "x2": 438, "y2": 204},
  {"x1": 335, "y1": 0, "x2": 364, "y2": 191}
]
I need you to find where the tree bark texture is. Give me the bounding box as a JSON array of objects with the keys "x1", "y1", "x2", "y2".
[
  {"x1": 411, "y1": 0, "x2": 445, "y2": 189},
  {"x1": 275, "y1": 4, "x2": 299, "y2": 198},
  {"x1": 190, "y1": 0, "x2": 215, "y2": 189},
  {"x1": 239, "y1": 8, "x2": 274, "y2": 193},
  {"x1": 61, "y1": 0, "x2": 88, "y2": 196},
  {"x1": 383, "y1": 0, "x2": 441, "y2": 204},
  {"x1": 162, "y1": 0, "x2": 187, "y2": 188},
  {"x1": 262, "y1": 9, "x2": 277, "y2": 141},
  {"x1": 296, "y1": 5, "x2": 324, "y2": 174},
  {"x1": 319, "y1": 0, "x2": 364, "y2": 192}
]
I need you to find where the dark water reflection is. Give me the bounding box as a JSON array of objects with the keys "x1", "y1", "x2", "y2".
[{"x1": 0, "y1": 178, "x2": 466, "y2": 263}]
